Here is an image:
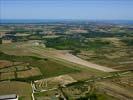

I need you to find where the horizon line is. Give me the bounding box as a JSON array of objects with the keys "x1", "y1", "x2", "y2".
[{"x1": 1, "y1": 19, "x2": 133, "y2": 21}]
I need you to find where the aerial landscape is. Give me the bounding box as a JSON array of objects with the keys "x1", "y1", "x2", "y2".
[{"x1": 0, "y1": 0, "x2": 133, "y2": 100}]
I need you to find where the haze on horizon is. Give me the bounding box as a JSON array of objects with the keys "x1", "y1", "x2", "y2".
[{"x1": 0, "y1": 0, "x2": 133, "y2": 20}]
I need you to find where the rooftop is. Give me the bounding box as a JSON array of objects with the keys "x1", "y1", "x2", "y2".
[{"x1": 0, "y1": 94, "x2": 17, "y2": 100}]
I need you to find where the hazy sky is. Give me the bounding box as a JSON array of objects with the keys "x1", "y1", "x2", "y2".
[{"x1": 0, "y1": 0, "x2": 133, "y2": 20}]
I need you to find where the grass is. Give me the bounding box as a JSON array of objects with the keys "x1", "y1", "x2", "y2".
[
  {"x1": 34, "y1": 90, "x2": 58, "y2": 100},
  {"x1": 120, "y1": 38, "x2": 133, "y2": 46},
  {"x1": 0, "y1": 51, "x2": 43, "y2": 62},
  {"x1": 31, "y1": 59, "x2": 80, "y2": 78},
  {"x1": 0, "y1": 42, "x2": 40, "y2": 57},
  {"x1": 29, "y1": 46, "x2": 108, "y2": 80},
  {"x1": 43, "y1": 35, "x2": 61, "y2": 39},
  {"x1": 45, "y1": 37, "x2": 113, "y2": 50},
  {"x1": 88, "y1": 93, "x2": 119, "y2": 100},
  {"x1": 75, "y1": 37, "x2": 133, "y2": 71},
  {"x1": 47, "y1": 56, "x2": 108, "y2": 81}
]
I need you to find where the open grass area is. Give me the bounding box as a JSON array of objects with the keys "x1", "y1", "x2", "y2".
[
  {"x1": 0, "y1": 43, "x2": 32, "y2": 56},
  {"x1": 16, "y1": 67, "x2": 42, "y2": 79},
  {"x1": 0, "y1": 51, "x2": 43, "y2": 62},
  {"x1": 0, "y1": 72, "x2": 15, "y2": 80},
  {"x1": 31, "y1": 59, "x2": 80, "y2": 78},
  {"x1": 34, "y1": 90, "x2": 58, "y2": 100}
]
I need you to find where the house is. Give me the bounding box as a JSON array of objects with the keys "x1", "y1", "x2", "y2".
[
  {"x1": 2, "y1": 38, "x2": 12, "y2": 44},
  {"x1": 0, "y1": 32, "x2": 6, "y2": 38},
  {"x1": 2, "y1": 35, "x2": 14, "y2": 44},
  {"x1": 0, "y1": 94, "x2": 18, "y2": 100}
]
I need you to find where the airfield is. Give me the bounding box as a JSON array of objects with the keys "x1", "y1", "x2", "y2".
[{"x1": 0, "y1": 41, "x2": 132, "y2": 100}]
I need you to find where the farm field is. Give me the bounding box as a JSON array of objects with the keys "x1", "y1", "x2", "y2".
[
  {"x1": 0, "y1": 81, "x2": 32, "y2": 100},
  {"x1": 1, "y1": 38, "x2": 131, "y2": 72},
  {"x1": 97, "y1": 81, "x2": 133, "y2": 100},
  {"x1": 46, "y1": 37, "x2": 133, "y2": 71},
  {"x1": 0, "y1": 60, "x2": 13, "y2": 68},
  {"x1": 76, "y1": 37, "x2": 133, "y2": 71},
  {"x1": 109, "y1": 72, "x2": 133, "y2": 92},
  {"x1": 0, "y1": 22, "x2": 133, "y2": 100},
  {"x1": 0, "y1": 43, "x2": 88, "y2": 81},
  {"x1": 34, "y1": 74, "x2": 77, "y2": 90},
  {"x1": 16, "y1": 67, "x2": 42, "y2": 79},
  {"x1": 0, "y1": 42, "x2": 108, "y2": 79},
  {"x1": 33, "y1": 71, "x2": 133, "y2": 100},
  {"x1": 0, "y1": 41, "x2": 132, "y2": 100},
  {"x1": 26, "y1": 45, "x2": 116, "y2": 72},
  {"x1": 0, "y1": 59, "x2": 43, "y2": 81},
  {"x1": 34, "y1": 90, "x2": 59, "y2": 100}
]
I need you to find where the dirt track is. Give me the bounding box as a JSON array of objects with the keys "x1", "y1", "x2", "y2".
[{"x1": 29, "y1": 47, "x2": 117, "y2": 72}]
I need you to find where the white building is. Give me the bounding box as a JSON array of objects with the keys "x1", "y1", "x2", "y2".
[{"x1": 0, "y1": 94, "x2": 18, "y2": 100}]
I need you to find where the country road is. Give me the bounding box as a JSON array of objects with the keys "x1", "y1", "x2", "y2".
[{"x1": 29, "y1": 47, "x2": 117, "y2": 72}]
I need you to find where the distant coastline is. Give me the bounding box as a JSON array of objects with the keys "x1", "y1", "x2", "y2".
[{"x1": 0, "y1": 19, "x2": 133, "y2": 25}]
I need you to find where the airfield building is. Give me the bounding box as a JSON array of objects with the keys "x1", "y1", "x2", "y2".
[{"x1": 0, "y1": 94, "x2": 18, "y2": 100}]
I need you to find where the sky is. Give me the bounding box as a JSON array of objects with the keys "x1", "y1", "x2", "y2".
[{"x1": 0, "y1": 0, "x2": 133, "y2": 20}]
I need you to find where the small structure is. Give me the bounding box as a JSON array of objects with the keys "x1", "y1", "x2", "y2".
[
  {"x1": 0, "y1": 32, "x2": 6, "y2": 38},
  {"x1": 0, "y1": 94, "x2": 18, "y2": 100},
  {"x1": 2, "y1": 34, "x2": 13, "y2": 44},
  {"x1": 2, "y1": 39, "x2": 12, "y2": 44}
]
